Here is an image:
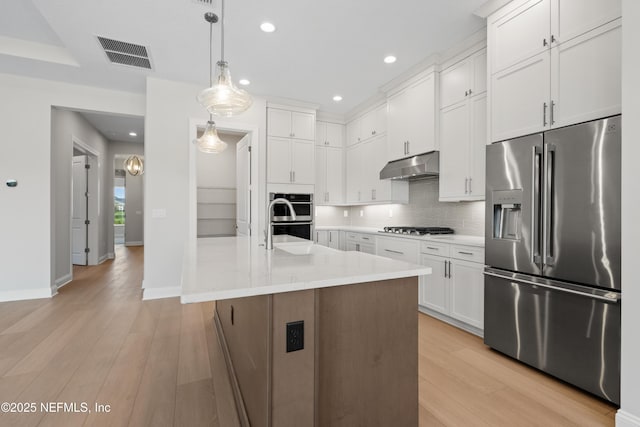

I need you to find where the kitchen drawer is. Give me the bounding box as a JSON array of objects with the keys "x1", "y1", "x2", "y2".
[
  {"x1": 420, "y1": 241, "x2": 450, "y2": 257},
  {"x1": 377, "y1": 237, "x2": 419, "y2": 264},
  {"x1": 450, "y1": 245, "x2": 484, "y2": 263},
  {"x1": 346, "y1": 232, "x2": 375, "y2": 243}
]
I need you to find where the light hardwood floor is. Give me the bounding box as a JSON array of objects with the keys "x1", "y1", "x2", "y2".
[{"x1": 0, "y1": 246, "x2": 616, "y2": 426}]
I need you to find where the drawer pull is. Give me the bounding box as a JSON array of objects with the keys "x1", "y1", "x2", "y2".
[
  {"x1": 362, "y1": 237, "x2": 370, "y2": 240},
  {"x1": 384, "y1": 249, "x2": 404, "y2": 255},
  {"x1": 426, "y1": 246, "x2": 439, "y2": 250},
  {"x1": 458, "y1": 251, "x2": 474, "y2": 256}
]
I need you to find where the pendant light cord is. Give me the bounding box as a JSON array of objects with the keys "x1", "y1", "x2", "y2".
[
  {"x1": 209, "y1": 17, "x2": 213, "y2": 87},
  {"x1": 220, "y1": 0, "x2": 225, "y2": 62}
]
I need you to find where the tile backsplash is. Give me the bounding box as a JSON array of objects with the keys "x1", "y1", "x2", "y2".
[{"x1": 315, "y1": 179, "x2": 485, "y2": 236}]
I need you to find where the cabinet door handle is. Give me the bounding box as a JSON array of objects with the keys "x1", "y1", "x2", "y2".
[
  {"x1": 316, "y1": 231, "x2": 319, "y2": 241},
  {"x1": 361, "y1": 236, "x2": 370, "y2": 241},
  {"x1": 447, "y1": 261, "x2": 451, "y2": 278},
  {"x1": 444, "y1": 260, "x2": 448, "y2": 278},
  {"x1": 465, "y1": 90, "x2": 468, "y2": 97},
  {"x1": 329, "y1": 233, "x2": 332, "y2": 243},
  {"x1": 543, "y1": 102, "x2": 548, "y2": 127},
  {"x1": 550, "y1": 101, "x2": 556, "y2": 125},
  {"x1": 289, "y1": 171, "x2": 293, "y2": 182},
  {"x1": 543, "y1": 38, "x2": 548, "y2": 47},
  {"x1": 468, "y1": 177, "x2": 472, "y2": 194},
  {"x1": 384, "y1": 249, "x2": 404, "y2": 255},
  {"x1": 407, "y1": 141, "x2": 410, "y2": 155},
  {"x1": 293, "y1": 171, "x2": 296, "y2": 182},
  {"x1": 356, "y1": 243, "x2": 360, "y2": 251},
  {"x1": 468, "y1": 89, "x2": 472, "y2": 96},
  {"x1": 551, "y1": 34, "x2": 556, "y2": 43},
  {"x1": 465, "y1": 177, "x2": 468, "y2": 194}
]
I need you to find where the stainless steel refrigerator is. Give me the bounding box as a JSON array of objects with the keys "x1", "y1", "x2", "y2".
[{"x1": 484, "y1": 115, "x2": 621, "y2": 404}]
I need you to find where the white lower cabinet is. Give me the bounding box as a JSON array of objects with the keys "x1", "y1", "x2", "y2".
[
  {"x1": 419, "y1": 242, "x2": 485, "y2": 333},
  {"x1": 315, "y1": 230, "x2": 341, "y2": 250},
  {"x1": 345, "y1": 232, "x2": 375, "y2": 254},
  {"x1": 376, "y1": 236, "x2": 419, "y2": 263}
]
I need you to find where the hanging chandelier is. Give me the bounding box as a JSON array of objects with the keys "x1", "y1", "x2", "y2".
[
  {"x1": 124, "y1": 155, "x2": 144, "y2": 176},
  {"x1": 197, "y1": 0, "x2": 252, "y2": 117}
]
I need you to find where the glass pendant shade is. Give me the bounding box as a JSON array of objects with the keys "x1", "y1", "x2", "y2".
[
  {"x1": 196, "y1": 120, "x2": 228, "y2": 153},
  {"x1": 197, "y1": 61, "x2": 252, "y2": 117},
  {"x1": 124, "y1": 155, "x2": 144, "y2": 176}
]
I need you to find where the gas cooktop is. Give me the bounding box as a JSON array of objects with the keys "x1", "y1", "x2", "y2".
[{"x1": 379, "y1": 226, "x2": 454, "y2": 236}]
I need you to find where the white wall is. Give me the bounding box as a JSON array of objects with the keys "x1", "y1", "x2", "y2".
[
  {"x1": 144, "y1": 77, "x2": 266, "y2": 298},
  {"x1": 0, "y1": 73, "x2": 144, "y2": 302},
  {"x1": 51, "y1": 108, "x2": 111, "y2": 285},
  {"x1": 108, "y1": 141, "x2": 145, "y2": 254},
  {"x1": 618, "y1": 1, "x2": 640, "y2": 425}
]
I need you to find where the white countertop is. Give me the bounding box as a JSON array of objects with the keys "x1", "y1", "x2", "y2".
[
  {"x1": 315, "y1": 225, "x2": 485, "y2": 247},
  {"x1": 181, "y1": 236, "x2": 431, "y2": 303}
]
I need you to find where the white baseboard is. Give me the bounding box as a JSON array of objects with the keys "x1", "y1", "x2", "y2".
[
  {"x1": 418, "y1": 305, "x2": 484, "y2": 338},
  {"x1": 125, "y1": 241, "x2": 144, "y2": 246},
  {"x1": 0, "y1": 287, "x2": 54, "y2": 302},
  {"x1": 98, "y1": 254, "x2": 109, "y2": 264},
  {"x1": 143, "y1": 286, "x2": 181, "y2": 300},
  {"x1": 617, "y1": 410, "x2": 640, "y2": 427},
  {"x1": 55, "y1": 273, "x2": 73, "y2": 290},
  {"x1": 107, "y1": 252, "x2": 115, "y2": 260}
]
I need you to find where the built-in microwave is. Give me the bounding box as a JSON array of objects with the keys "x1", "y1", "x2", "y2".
[
  {"x1": 269, "y1": 193, "x2": 313, "y2": 222},
  {"x1": 269, "y1": 193, "x2": 314, "y2": 241}
]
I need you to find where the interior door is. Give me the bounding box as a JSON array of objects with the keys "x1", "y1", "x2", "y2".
[
  {"x1": 236, "y1": 135, "x2": 251, "y2": 236},
  {"x1": 72, "y1": 155, "x2": 88, "y2": 265}
]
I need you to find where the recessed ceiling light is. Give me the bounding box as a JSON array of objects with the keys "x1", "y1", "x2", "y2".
[
  {"x1": 129, "y1": 132, "x2": 137, "y2": 137},
  {"x1": 239, "y1": 79, "x2": 251, "y2": 86},
  {"x1": 384, "y1": 55, "x2": 397, "y2": 64},
  {"x1": 333, "y1": 95, "x2": 343, "y2": 102},
  {"x1": 260, "y1": 22, "x2": 276, "y2": 33}
]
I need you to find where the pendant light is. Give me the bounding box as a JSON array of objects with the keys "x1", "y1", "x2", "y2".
[
  {"x1": 196, "y1": 119, "x2": 228, "y2": 153},
  {"x1": 197, "y1": 0, "x2": 252, "y2": 117},
  {"x1": 124, "y1": 155, "x2": 144, "y2": 176}
]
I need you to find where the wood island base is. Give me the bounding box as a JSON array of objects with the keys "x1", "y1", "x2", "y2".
[{"x1": 210, "y1": 277, "x2": 418, "y2": 427}]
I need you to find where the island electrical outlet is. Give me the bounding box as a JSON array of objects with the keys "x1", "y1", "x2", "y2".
[{"x1": 286, "y1": 321, "x2": 304, "y2": 352}]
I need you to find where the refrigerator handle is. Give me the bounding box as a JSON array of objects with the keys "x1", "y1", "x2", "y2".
[
  {"x1": 532, "y1": 146, "x2": 543, "y2": 264},
  {"x1": 543, "y1": 144, "x2": 556, "y2": 266}
]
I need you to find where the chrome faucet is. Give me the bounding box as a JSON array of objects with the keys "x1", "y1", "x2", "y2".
[{"x1": 266, "y1": 198, "x2": 297, "y2": 250}]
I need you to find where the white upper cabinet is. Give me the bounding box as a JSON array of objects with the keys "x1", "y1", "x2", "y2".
[
  {"x1": 315, "y1": 146, "x2": 344, "y2": 205},
  {"x1": 439, "y1": 93, "x2": 486, "y2": 202},
  {"x1": 346, "y1": 104, "x2": 387, "y2": 147},
  {"x1": 490, "y1": 0, "x2": 551, "y2": 72},
  {"x1": 550, "y1": 19, "x2": 621, "y2": 128},
  {"x1": 491, "y1": 52, "x2": 551, "y2": 141},
  {"x1": 487, "y1": 0, "x2": 621, "y2": 142},
  {"x1": 440, "y1": 49, "x2": 487, "y2": 109},
  {"x1": 345, "y1": 136, "x2": 408, "y2": 204},
  {"x1": 268, "y1": 138, "x2": 314, "y2": 185},
  {"x1": 267, "y1": 137, "x2": 293, "y2": 184},
  {"x1": 268, "y1": 108, "x2": 315, "y2": 140},
  {"x1": 387, "y1": 72, "x2": 437, "y2": 161},
  {"x1": 439, "y1": 49, "x2": 487, "y2": 201},
  {"x1": 315, "y1": 121, "x2": 344, "y2": 148},
  {"x1": 553, "y1": 0, "x2": 621, "y2": 44}
]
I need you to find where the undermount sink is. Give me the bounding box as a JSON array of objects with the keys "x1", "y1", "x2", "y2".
[{"x1": 275, "y1": 243, "x2": 317, "y2": 255}]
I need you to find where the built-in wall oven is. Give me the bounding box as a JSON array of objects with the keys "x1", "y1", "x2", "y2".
[{"x1": 269, "y1": 193, "x2": 314, "y2": 241}]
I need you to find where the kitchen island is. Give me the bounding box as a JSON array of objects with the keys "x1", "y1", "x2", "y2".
[{"x1": 182, "y1": 236, "x2": 431, "y2": 427}]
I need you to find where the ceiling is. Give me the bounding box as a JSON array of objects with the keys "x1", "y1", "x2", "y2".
[
  {"x1": 78, "y1": 111, "x2": 145, "y2": 144},
  {"x1": 0, "y1": 0, "x2": 486, "y2": 115}
]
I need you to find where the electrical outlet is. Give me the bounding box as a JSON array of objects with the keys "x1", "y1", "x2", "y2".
[
  {"x1": 388, "y1": 209, "x2": 393, "y2": 218},
  {"x1": 343, "y1": 209, "x2": 349, "y2": 217},
  {"x1": 360, "y1": 210, "x2": 364, "y2": 217},
  {"x1": 286, "y1": 321, "x2": 304, "y2": 352}
]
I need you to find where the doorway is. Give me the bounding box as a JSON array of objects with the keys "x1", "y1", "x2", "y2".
[
  {"x1": 114, "y1": 169, "x2": 126, "y2": 245},
  {"x1": 195, "y1": 130, "x2": 251, "y2": 238}
]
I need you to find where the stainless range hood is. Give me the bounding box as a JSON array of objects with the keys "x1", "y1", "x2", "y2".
[{"x1": 379, "y1": 151, "x2": 440, "y2": 180}]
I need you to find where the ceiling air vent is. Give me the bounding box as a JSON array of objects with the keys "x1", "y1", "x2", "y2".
[{"x1": 97, "y1": 36, "x2": 152, "y2": 70}]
